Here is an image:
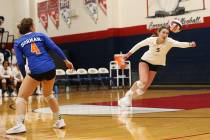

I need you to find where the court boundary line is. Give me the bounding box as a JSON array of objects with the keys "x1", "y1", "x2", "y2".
[
  {"x1": 8, "y1": 103, "x2": 210, "y2": 140},
  {"x1": 164, "y1": 132, "x2": 210, "y2": 140},
  {"x1": 10, "y1": 103, "x2": 210, "y2": 118}
]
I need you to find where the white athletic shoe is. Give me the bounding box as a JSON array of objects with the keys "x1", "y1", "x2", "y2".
[
  {"x1": 6, "y1": 123, "x2": 26, "y2": 134},
  {"x1": 53, "y1": 119, "x2": 66, "y2": 129},
  {"x1": 36, "y1": 90, "x2": 42, "y2": 95},
  {"x1": 118, "y1": 96, "x2": 132, "y2": 107}
]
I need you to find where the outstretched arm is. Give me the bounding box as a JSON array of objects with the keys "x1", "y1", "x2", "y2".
[
  {"x1": 42, "y1": 34, "x2": 67, "y2": 60},
  {"x1": 170, "y1": 38, "x2": 196, "y2": 48},
  {"x1": 125, "y1": 37, "x2": 151, "y2": 60},
  {"x1": 42, "y1": 34, "x2": 74, "y2": 69}
]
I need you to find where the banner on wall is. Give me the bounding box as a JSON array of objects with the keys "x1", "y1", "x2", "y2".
[
  {"x1": 98, "y1": 0, "x2": 107, "y2": 15},
  {"x1": 60, "y1": 0, "x2": 71, "y2": 27},
  {"x1": 146, "y1": 0, "x2": 207, "y2": 30},
  {"x1": 84, "y1": 0, "x2": 98, "y2": 24},
  {"x1": 48, "y1": 0, "x2": 59, "y2": 28},
  {"x1": 38, "y1": 1, "x2": 48, "y2": 30}
]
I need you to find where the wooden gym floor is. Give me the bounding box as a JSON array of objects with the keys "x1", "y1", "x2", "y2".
[{"x1": 1, "y1": 88, "x2": 210, "y2": 140}]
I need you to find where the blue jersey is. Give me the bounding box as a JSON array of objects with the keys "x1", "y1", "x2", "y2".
[{"x1": 14, "y1": 32, "x2": 67, "y2": 77}]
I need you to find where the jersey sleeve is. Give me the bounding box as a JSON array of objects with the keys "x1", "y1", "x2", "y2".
[
  {"x1": 14, "y1": 42, "x2": 26, "y2": 77},
  {"x1": 169, "y1": 38, "x2": 191, "y2": 48},
  {"x1": 41, "y1": 33, "x2": 67, "y2": 60},
  {"x1": 129, "y1": 37, "x2": 152, "y2": 54}
]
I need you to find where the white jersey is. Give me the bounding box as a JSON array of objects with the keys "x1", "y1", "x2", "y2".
[
  {"x1": 9, "y1": 54, "x2": 17, "y2": 65},
  {"x1": 129, "y1": 37, "x2": 191, "y2": 66},
  {"x1": 0, "y1": 65, "x2": 12, "y2": 78}
]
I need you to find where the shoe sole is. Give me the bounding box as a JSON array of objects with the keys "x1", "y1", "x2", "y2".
[
  {"x1": 6, "y1": 130, "x2": 26, "y2": 135},
  {"x1": 53, "y1": 124, "x2": 66, "y2": 129},
  {"x1": 54, "y1": 125, "x2": 65, "y2": 129},
  {"x1": 58, "y1": 125, "x2": 65, "y2": 129}
]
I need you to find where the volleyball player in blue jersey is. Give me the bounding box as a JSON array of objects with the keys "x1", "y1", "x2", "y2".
[{"x1": 7, "y1": 18, "x2": 74, "y2": 134}]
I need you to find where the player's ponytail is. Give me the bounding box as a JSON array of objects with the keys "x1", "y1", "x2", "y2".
[{"x1": 17, "y1": 18, "x2": 34, "y2": 35}]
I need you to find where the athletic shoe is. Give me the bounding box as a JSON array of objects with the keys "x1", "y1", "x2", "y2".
[
  {"x1": 6, "y1": 123, "x2": 26, "y2": 134},
  {"x1": 118, "y1": 96, "x2": 132, "y2": 107},
  {"x1": 53, "y1": 119, "x2": 66, "y2": 129},
  {"x1": 35, "y1": 89, "x2": 42, "y2": 95}
]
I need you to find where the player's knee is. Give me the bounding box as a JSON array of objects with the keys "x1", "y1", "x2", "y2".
[
  {"x1": 141, "y1": 79, "x2": 148, "y2": 86},
  {"x1": 44, "y1": 93, "x2": 55, "y2": 102},
  {"x1": 15, "y1": 97, "x2": 27, "y2": 105},
  {"x1": 137, "y1": 80, "x2": 146, "y2": 88},
  {"x1": 136, "y1": 88, "x2": 144, "y2": 95},
  {"x1": 2, "y1": 79, "x2": 6, "y2": 83}
]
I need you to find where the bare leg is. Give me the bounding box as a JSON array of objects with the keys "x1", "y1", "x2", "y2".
[
  {"x1": 125, "y1": 62, "x2": 150, "y2": 99},
  {"x1": 119, "y1": 63, "x2": 157, "y2": 107},
  {"x1": 7, "y1": 75, "x2": 46, "y2": 134},
  {"x1": 16, "y1": 75, "x2": 39, "y2": 124},
  {"x1": 144, "y1": 71, "x2": 157, "y2": 91},
  {"x1": 42, "y1": 78, "x2": 65, "y2": 128},
  {"x1": 42, "y1": 78, "x2": 61, "y2": 120}
]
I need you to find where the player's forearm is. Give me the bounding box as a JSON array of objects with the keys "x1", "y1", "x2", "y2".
[
  {"x1": 48, "y1": 43, "x2": 67, "y2": 60},
  {"x1": 174, "y1": 42, "x2": 196, "y2": 48},
  {"x1": 55, "y1": 47, "x2": 67, "y2": 60},
  {"x1": 175, "y1": 42, "x2": 191, "y2": 48}
]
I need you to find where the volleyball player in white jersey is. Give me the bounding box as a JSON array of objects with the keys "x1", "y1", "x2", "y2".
[
  {"x1": 118, "y1": 26, "x2": 196, "y2": 107},
  {"x1": 0, "y1": 60, "x2": 14, "y2": 96}
]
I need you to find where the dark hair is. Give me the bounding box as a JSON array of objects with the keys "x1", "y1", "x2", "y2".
[
  {"x1": 152, "y1": 26, "x2": 169, "y2": 37},
  {"x1": 3, "y1": 60, "x2": 9, "y2": 66},
  {"x1": 0, "y1": 16, "x2": 4, "y2": 21},
  {"x1": 17, "y1": 18, "x2": 34, "y2": 35}
]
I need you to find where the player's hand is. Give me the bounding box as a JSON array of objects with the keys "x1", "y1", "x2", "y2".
[
  {"x1": 64, "y1": 60, "x2": 74, "y2": 70},
  {"x1": 190, "y1": 41, "x2": 196, "y2": 48},
  {"x1": 123, "y1": 52, "x2": 132, "y2": 60}
]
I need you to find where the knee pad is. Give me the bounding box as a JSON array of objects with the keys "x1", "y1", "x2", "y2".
[
  {"x1": 136, "y1": 81, "x2": 145, "y2": 89},
  {"x1": 16, "y1": 97, "x2": 27, "y2": 105},
  {"x1": 2, "y1": 79, "x2": 6, "y2": 83},
  {"x1": 45, "y1": 94, "x2": 55, "y2": 102},
  {"x1": 136, "y1": 88, "x2": 144, "y2": 96}
]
